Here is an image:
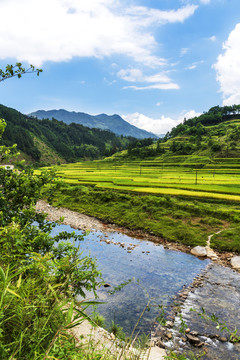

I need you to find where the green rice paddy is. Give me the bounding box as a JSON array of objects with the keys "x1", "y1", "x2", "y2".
[
  {"x1": 38, "y1": 159, "x2": 240, "y2": 202},
  {"x1": 36, "y1": 159, "x2": 240, "y2": 252}
]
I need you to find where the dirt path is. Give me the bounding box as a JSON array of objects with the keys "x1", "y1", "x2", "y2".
[{"x1": 205, "y1": 230, "x2": 223, "y2": 260}]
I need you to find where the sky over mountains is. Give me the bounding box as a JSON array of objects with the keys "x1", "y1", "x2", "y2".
[{"x1": 0, "y1": 0, "x2": 240, "y2": 135}]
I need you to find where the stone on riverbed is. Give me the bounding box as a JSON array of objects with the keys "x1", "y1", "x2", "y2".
[
  {"x1": 190, "y1": 246, "x2": 207, "y2": 257},
  {"x1": 230, "y1": 256, "x2": 240, "y2": 270},
  {"x1": 186, "y1": 334, "x2": 203, "y2": 347}
]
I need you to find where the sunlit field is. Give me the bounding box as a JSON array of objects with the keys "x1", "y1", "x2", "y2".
[
  {"x1": 35, "y1": 158, "x2": 240, "y2": 251},
  {"x1": 39, "y1": 159, "x2": 240, "y2": 202}
]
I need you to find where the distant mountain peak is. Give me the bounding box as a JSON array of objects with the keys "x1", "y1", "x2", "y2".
[{"x1": 29, "y1": 109, "x2": 158, "y2": 139}]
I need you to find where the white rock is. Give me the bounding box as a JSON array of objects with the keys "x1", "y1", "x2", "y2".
[
  {"x1": 230, "y1": 256, "x2": 240, "y2": 269},
  {"x1": 191, "y1": 246, "x2": 207, "y2": 257}
]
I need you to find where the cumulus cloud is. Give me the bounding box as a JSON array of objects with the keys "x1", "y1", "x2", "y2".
[
  {"x1": 214, "y1": 24, "x2": 240, "y2": 105},
  {"x1": 122, "y1": 109, "x2": 201, "y2": 135},
  {"x1": 0, "y1": 0, "x2": 198, "y2": 66},
  {"x1": 117, "y1": 68, "x2": 179, "y2": 90}
]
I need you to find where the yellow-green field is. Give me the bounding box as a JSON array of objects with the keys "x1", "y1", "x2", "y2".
[{"x1": 37, "y1": 160, "x2": 240, "y2": 202}]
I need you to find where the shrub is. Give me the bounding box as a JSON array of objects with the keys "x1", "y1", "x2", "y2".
[{"x1": 0, "y1": 119, "x2": 102, "y2": 358}]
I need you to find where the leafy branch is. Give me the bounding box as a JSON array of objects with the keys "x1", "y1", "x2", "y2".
[{"x1": 0, "y1": 63, "x2": 42, "y2": 82}]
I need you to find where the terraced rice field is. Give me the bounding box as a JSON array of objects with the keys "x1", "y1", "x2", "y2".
[{"x1": 39, "y1": 159, "x2": 240, "y2": 202}]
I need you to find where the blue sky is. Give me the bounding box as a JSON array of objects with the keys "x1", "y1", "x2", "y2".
[{"x1": 0, "y1": 0, "x2": 240, "y2": 135}]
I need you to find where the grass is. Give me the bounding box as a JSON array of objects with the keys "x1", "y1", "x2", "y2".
[
  {"x1": 211, "y1": 225, "x2": 240, "y2": 252},
  {"x1": 51, "y1": 184, "x2": 240, "y2": 251},
  {"x1": 37, "y1": 160, "x2": 240, "y2": 202},
  {"x1": 37, "y1": 159, "x2": 240, "y2": 252}
]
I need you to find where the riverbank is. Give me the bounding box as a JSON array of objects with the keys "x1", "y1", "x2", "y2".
[
  {"x1": 36, "y1": 200, "x2": 168, "y2": 359},
  {"x1": 36, "y1": 200, "x2": 240, "y2": 359},
  {"x1": 36, "y1": 200, "x2": 236, "y2": 269}
]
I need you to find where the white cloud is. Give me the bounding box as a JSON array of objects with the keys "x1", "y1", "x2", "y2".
[
  {"x1": 185, "y1": 60, "x2": 204, "y2": 70},
  {"x1": 122, "y1": 109, "x2": 201, "y2": 135},
  {"x1": 117, "y1": 68, "x2": 179, "y2": 90},
  {"x1": 180, "y1": 48, "x2": 189, "y2": 56},
  {"x1": 187, "y1": 65, "x2": 197, "y2": 70},
  {"x1": 124, "y1": 83, "x2": 179, "y2": 90},
  {"x1": 117, "y1": 69, "x2": 144, "y2": 82},
  {"x1": 200, "y1": 0, "x2": 211, "y2": 4},
  {"x1": 208, "y1": 35, "x2": 216, "y2": 42},
  {"x1": 126, "y1": 4, "x2": 198, "y2": 25},
  {"x1": 104, "y1": 77, "x2": 116, "y2": 85},
  {"x1": 182, "y1": 109, "x2": 202, "y2": 119},
  {"x1": 214, "y1": 23, "x2": 240, "y2": 105},
  {"x1": 0, "y1": 0, "x2": 198, "y2": 66}
]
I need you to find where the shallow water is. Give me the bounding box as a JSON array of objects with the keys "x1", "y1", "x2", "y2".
[
  {"x1": 174, "y1": 263, "x2": 240, "y2": 360},
  {"x1": 51, "y1": 224, "x2": 209, "y2": 334}
]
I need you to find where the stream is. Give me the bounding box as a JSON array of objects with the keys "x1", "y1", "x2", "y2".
[{"x1": 51, "y1": 224, "x2": 240, "y2": 359}]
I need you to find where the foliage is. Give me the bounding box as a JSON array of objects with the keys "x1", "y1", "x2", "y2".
[
  {"x1": 135, "y1": 333, "x2": 150, "y2": 351},
  {"x1": 164, "y1": 352, "x2": 201, "y2": 360},
  {"x1": 116, "y1": 104, "x2": 240, "y2": 161},
  {"x1": 109, "y1": 320, "x2": 126, "y2": 341},
  {"x1": 108, "y1": 278, "x2": 133, "y2": 295},
  {"x1": 0, "y1": 63, "x2": 42, "y2": 82},
  {"x1": 0, "y1": 263, "x2": 101, "y2": 359},
  {"x1": 91, "y1": 310, "x2": 105, "y2": 328},
  {"x1": 0, "y1": 118, "x2": 103, "y2": 358},
  {"x1": 0, "y1": 104, "x2": 136, "y2": 164},
  {"x1": 51, "y1": 164, "x2": 240, "y2": 250},
  {"x1": 192, "y1": 307, "x2": 240, "y2": 343}
]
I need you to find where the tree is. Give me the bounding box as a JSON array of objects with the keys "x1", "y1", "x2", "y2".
[{"x1": 0, "y1": 66, "x2": 101, "y2": 358}]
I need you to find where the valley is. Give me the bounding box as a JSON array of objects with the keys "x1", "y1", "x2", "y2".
[{"x1": 2, "y1": 103, "x2": 240, "y2": 359}]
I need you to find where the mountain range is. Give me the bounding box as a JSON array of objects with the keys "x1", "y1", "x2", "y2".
[
  {"x1": 0, "y1": 104, "x2": 137, "y2": 165},
  {"x1": 29, "y1": 109, "x2": 158, "y2": 139}
]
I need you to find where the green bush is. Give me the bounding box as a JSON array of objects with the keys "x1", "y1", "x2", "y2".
[{"x1": 0, "y1": 119, "x2": 102, "y2": 358}]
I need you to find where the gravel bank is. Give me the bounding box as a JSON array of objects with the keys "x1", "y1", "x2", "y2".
[
  {"x1": 35, "y1": 200, "x2": 189, "y2": 252},
  {"x1": 36, "y1": 200, "x2": 106, "y2": 231},
  {"x1": 36, "y1": 200, "x2": 236, "y2": 269}
]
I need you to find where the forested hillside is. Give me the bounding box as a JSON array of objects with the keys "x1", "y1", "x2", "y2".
[
  {"x1": 166, "y1": 104, "x2": 240, "y2": 138},
  {"x1": 0, "y1": 104, "x2": 136, "y2": 165},
  {"x1": 117, "y1": 104, "x2": 240, "y2": 160}
]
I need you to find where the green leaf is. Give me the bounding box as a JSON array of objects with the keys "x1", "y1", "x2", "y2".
[
  {"x1": 66, "y1": 301, "x2": 74, "y2": 325},
  {"x1": 6, "y1": 288, "x2": 21, "y2": 299},
  {"x1": 0, "y1": 267, "x2": 5, "y2": 282},
  {"x1": 17, "y1": 274, "x2": 22, "y2": 288}
]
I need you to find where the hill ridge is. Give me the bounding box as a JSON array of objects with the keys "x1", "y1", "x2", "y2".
[{"x1": 29, "y1": 109, "x2": 158, "y2": 139}]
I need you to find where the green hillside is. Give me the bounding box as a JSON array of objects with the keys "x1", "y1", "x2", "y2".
[
  {"x1": 42, "y1": 105, "x2": 240, "y2": 253},
  {"x1": 110, "y1": 105, "x2": 240, "y2": 162},
  {"x1": 0, "y1": 104, "x2": 136, "y2": 165}
]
